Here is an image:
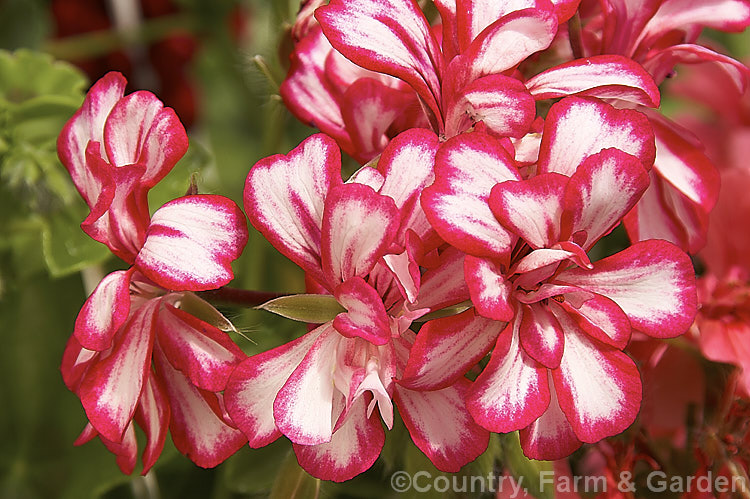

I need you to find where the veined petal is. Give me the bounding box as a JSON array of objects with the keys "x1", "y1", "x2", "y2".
[
  {"x1": 467, "y1": 318, "x2": 551, "y2": 432},
  {"x1": 376, "y1": 128, "x2": 440, "y2": 244},
  {"x1": 321, "y1": 183, "x2": 400, "y2": 285},
  {"x1": 292, "y1": 395, "x2": 384, "y2": 482},
  {"x1": 410, "y1": 247, "x2": 470, "y2": 312},
  {"x1": 518, "y1": 374, "x2": 582, "y2": 460},
  {"x1": 561, "y1": 148, "x2": 650, "y2": 249},
  {"x1": 537, "y1": 97, "x2": 656, "y2": 176},
  {"x1": 422, "y1": 132, "x2": 520, "y2": 259},
  {"x1": 519, "y1": 303, "x2": 564, "y2": 369},
  {"x1": 316, "y1": 0, "x2": 444, "y2": 124},
  {"x1": 454, "y1": 7, "x2": 557, "y2": 84},
  {"x1": 512, "y1": 244, "x2": 592, "y2": 275},
  {"x1": 395, "y1": 378, "x2": 490, "y2": 472},
  {"x1": 79, "y1": 298, "x2": 159, "y2": 442},
  {"x1": 563, "y1": 294, "x2": 631, "y2": 349},
  {"x1": 644, "y1": 44, "x2": 749, "y2": 91},
  {"x1": 74, "y1": 268, "x2": 134, "y2": 351},
  {"x1": 445, "y1": 74, "x2": 536, "y2": 138},
  {"x1": 57, "y1": 72, "x2": 126, "y2": 207},
  {"x1": 401, "y1": 309, "x2": 503, "y2": 390},
  {"x1": 225, "y1": 325, "x2": 328, "y2": 448},
  {"x1": 465, "y1": 256, "x2": 514, "y2": 321},
  {"x1": 103, "y1": 90, "x2": 188, "y2": 187},
  {"x1": 274, "y1": 327, "x2": 341, "y2": 445},
  {"x1": 526, "y1": 55, "x2": 660, "y2": 108},
  {"x1": 156, "y1": 304, "x2": 246, "y2": 392},
  {"x1": 489, "y1": 173, "x2": 568, "y2": 249},
  {"x1": 550, "y1": 311, "x2": 642, "y2": 443},
  {"x1": 244, "y1": 134, "x2": 343, "y2": 286},
  {"x1": 556, "y1": 240, "x2": 697, "y2": 339},
  {"x1": 455, "y1": 0, "x2": 555, "y2": 50},
  {"x1": 134, "y1": 371, "x2": 170, "y2": 474},
  {"x1": 61, "y1": 334, "x2": 98, "y2": 392},
  {"x1": 136, "y1": 195, "x2": 248, "y2": 291},
  {"x1": 333, "y1": 277, "x2": 391, "y2": 345},
  {"x1": 153, "y1": 346, "x2": 247, "y2": 468}
]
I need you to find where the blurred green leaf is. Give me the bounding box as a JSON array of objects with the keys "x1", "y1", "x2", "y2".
[
  {"x1": 502, "y1": 433, "x2": 553, "y2": 499},
  {"x1": 42, "y1": 204, "x2": 111, "y2": 278},
  {"x1": 221, "y1": 439, "x2": 290, "y2": 496},
  {"x1": 269, "y1": 451, "x2": 321, "y2": 499}
]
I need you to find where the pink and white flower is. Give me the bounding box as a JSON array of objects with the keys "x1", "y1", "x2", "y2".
[
  {"x1": 58, "y1": 72, "x2": 249, "y2": 473},
  {"x1": 413, "y1": 96, "x2": 697, "y2": 459},
  {"x1": 226, "y1": 130, "x2": 488, "y2": 481}
]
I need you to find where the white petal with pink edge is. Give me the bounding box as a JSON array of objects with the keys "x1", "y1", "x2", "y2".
[
  {"x1": 489, "y1": 173, "x2": 568, "y2": 249},
  {"x1": 79, "y1": 298, "x2": 159, "y2": 442},
  {"x1": 465, "y1": 256, "x2": 514, "y2": 321},
  {"x1": 555, "y1": 240, "x2": 697, "y2": 339},
  {"x1": 561, "y1": 148, "x2": 650, "y2": 249},
  {"x1": 526, "y1": 55, "x2": 660, "y2": 108},
  {"x1": 333, "y1": 277, "x2": 391, "y2": 345},
  {"x1": 225, "y1": 325, "x2": 328, "y2": 448},
  {"x1": 136, "y1": 195, "x2": 248, "y2": 292},
  {"x1": 321, "y1": 183, "x2": 400, "y2": 286},
  {"x1": 316, "y1": 0, "x2": 444, "y2": 123},
  {"x1": 537, "y1": 97, "x2": 656, "y2": 177},
  {"x1": 422, "y1": 132, "x2": 520, "y2": 259},
  {"x1": 467, "y1": 318, "x2": 551, "y2": 433},
  {"x1": 74, "y1": 268, "x2": 134, "y2": 351},
  {"x1": 245, "y1": 133, "x2": 343, "y2": 286},
  {"x1": 292, "y1": 395, "x2": 384, "y2": 482},
  {"x1": 518, "y1": 374, "x2": 582, "y2": 460},
  {"x1": 155, "y1": 304, "x2": 246, "y2": 392},
  {"x1": 550, "y1": 311, "x2": 642, "y2": 443},
  {"x1": 274, "y1": 327, "x2": 342, "y2": 445},
  {"x1": 154, "y1": 345, "x2": 247, "y2": 468},
  {"x1": 519, "y1": 303, "x2": 564, "y2": 369},
  {"x1": 401, "y1": 309, "x2": 503, "y2": 390},
  {"x1": 134, "y1": 371, "x2": 170, "y2": 474},
  {"x1": 395, "y1": 378, "x2": 490, "y2": 472}
]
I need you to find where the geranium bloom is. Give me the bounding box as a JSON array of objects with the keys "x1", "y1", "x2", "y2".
[
  {"x1": 281, "y1": 0, "x2": 659, "y2": 163},
  {"x1": 575, "y1": 0, "x2": 750, "y2": 253},
  {"x1": 58, "y1": 72, "x2": 249, "y2": 473},
  {"x1": 226, "y1": 130, "x2": 488, "y2": 481},
  {"x1": 408, "y1": 96, "x2": 696, "y2": 459}
]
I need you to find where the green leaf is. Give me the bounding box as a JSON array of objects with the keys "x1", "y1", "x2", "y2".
[
  {"x1": 221, "y1": 439, "x2": 290, "y2": 496},
  {"x1": 269, "y1": 451, "x2": 321, "y2": 499},
  {"x1": 257, "y1": 294, "x2": 345, "y2": 324},
  {"x1": 502, "y1": 432, "x2": 554, "y2": 499},
  {"x1": 414, "y1": 300, "x2": 473, "y2": 322},
  {"x1": 42, "y1": 203, "x2": 112, "y2": 278}
]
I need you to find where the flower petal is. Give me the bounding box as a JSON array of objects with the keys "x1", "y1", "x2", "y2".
[
  {"x1": 489, "y1": 173, "x2": 568, "y2": 249},
  {"x1": 537, "y1": 97, "x2": 656, "y2": 176},
  {"x1": 550, "y1": 310, "x2": 642, "y2": 443},
  {"x1": 556, "y1": 240, "x2": 697, "y2": 339},
  {"x1": 465, "y1": 256, "x2": 514, "y2": 321},
  {"x1": 422, "y1": 132, "x2": 520, "y2": 259},
  {"x1": 74, "y1": 268, "x2": 134, "y2": 351},
  {"x1": 274, "y1": 327, "x2": 341, "y2": 445},
  {"x1": 316, "y1": 0, "x2": 444, "y2": 124},
  {"x1": 244, "y1": 133, "x2": 343, "y2": 286},
  {"x1": 136, "y1": 195, "x2": 248, "y2": 291},
  {"x1": 79, "y1": 298, "x2": 159, "y2": 442},
  {"x1": 526, "y1": 55, "x2": 660, "y2": 108},
  {"x1": 561, "y1": 148, "x2": 650, "y2": 249},
  {"x1": 519, "y1": 303, "x2": 564, "y2": 369},
  {"x1": 333, "y1": 277, "x2": 391, "y2": 345},
  {"x1": 156, "y1": 304, "x2": 246, "y2": 392},
  {"x1": 401, "y1": 309, "x2": 503, "y2": 390},
  {"x1": 134, "y1": 371, "x2": 170, "y2": 474},
  {"x1": 321, "y1": 183, "x2": 400, "y2": 286},
  {"x1": 564, "y1": 294, "x2": 631, "y2": 349},
  {"x1": 467, "y1": 318, "x2": 551, "y2": 432},
  {"x1": 395, "y1": 378, "x2": 490, "y2": 472},
  {"x1": 225, "y1": 325, "x2": 328, "y2": 447},
  {"x1": 154, "y1": 346, "x2": 247, "y2": 468},
  {"x1": 292, "y1": 395, "x2": 384, "y2": 482}
]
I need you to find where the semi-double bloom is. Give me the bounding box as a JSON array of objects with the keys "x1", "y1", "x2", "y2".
[
  {"x1": 405, "y1": 96, "x2": 697, "y2": 459},
  {"x1": 226, "y1": 130, "x2": 489, "y2": 481},
  {"x1": 58, "y1": 73, "x2": 249, "y2": 473}
]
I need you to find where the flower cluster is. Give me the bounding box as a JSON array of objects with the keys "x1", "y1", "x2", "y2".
[{"x1": 57, "y1": 0, "x2": 750, "y2": 488}]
